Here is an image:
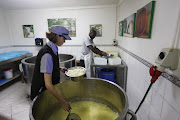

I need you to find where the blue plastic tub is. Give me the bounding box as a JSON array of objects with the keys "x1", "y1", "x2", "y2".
[
  {"x1": 98, "y1": 68, "x2": 116, "y2": 83},
  {"x1": 96, "y1": 67, "x2": 103, "y2": 77},
  {"x1": 0, "y1": 51, "x2": 30, "y2": 61}
]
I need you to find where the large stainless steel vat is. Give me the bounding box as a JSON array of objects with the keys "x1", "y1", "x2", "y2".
[
  {"x1": 21, "y1": 56, "x2": 36, "y2": 84},
  {"x1": 21, "y1": 54, "x2": 76, "y2": 84},
  {"x1": 59, "y1": 54, "x2": 76, "y2": 68},
  {"x1": 30, "y1": 78, "x2": 136, "y2": 120}
]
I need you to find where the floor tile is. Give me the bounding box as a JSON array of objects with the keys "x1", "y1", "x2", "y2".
[
  {"x1": 12, "y1": 101, "x2": 30, "y2": 115},
  {"x1": 12, "y1": 109, "x2": 29, "y2": 120},
  {"x1": 0, "y1": 80, "x2": 30, "y2": 120}
]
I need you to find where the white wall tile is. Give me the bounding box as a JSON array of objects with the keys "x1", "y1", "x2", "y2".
[
  {"x1": 132, "y1": 58, "x2": 140, "y2": 74},
  {"x1": 136, "y1": 112, "x2": 141, "y2": 120},
  {"x1": 164, "y1": 80, "x2": 180, "y2": 113},
  {"x1": 79, "y1": 46, "x2": 82, "y2": 51},
  {"x1": 151, "y1": 88, "x2": 164, "y2": 115},
  {"x1": 136, "y1": 113, "x2": 141, "y2": 120},
  {"x1": 126, "y1": 70, "x2": 133, "y2": 84},
  {"x1": 139, "y1": 61, "x2": 148, "y2": 79},
  {"x1": 144, "y1": 66, "x2": 151, "y2": 83},
  {"x1": 61, "y1": 47, "x2": 65, "y2": 53},
  {"x1": 137, "y1": 75, "x2": 146, "y2": 94},
  {"x1": 152, "y1": 76, "x2": 166, "y2": 97},
  {"x1": 77, "y1": 52, "x2": 81, "y2": 60},
  {"x1": 135, "y1": 87, "x2": 145, "y2": 112},
  {"x1": 148, "y1": 105, "x2": 161, "y2": 120},
  {"x1": 138, "y1": 99, "x2": 150, "y2": 120},
  {"x1": 70, "y1": 47, "x2": 75, "y2": 53},
  {"x1": 0, "y1": 9, "x2": 12, "y2": 47},
  {"x1": 58, "y1": 47, "x2": 62, "y2": 53},
  {"x1": 0, "y1": 47, "x2": 13, "y2": 53},
  {"x1": 61, "y1": 48, "x2": 66, "y2": 54},
  {"x1": 127, "y1": 81, "x2": 141, "y2": 111},
  {"x1": 144, "y1": 80, "x2": 152, "y2": 102},
  {"x1": 66, "y1": 47, "x2": 71, "y2": 53},
  {"x1": 133, "y1": 72, "x2": 141, "y2": 88},
  {"x1": 62, "y1": 47, "x2": 66, "y2": 53},
  {"x1": 72, "y1": 52, "x2": 78, "y2": 59},
  {"x1": 161, "y1": 99, "x2": 179, "y2": 120}
]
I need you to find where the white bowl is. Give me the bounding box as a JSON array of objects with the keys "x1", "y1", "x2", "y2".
[{"x1": 65, "y1": 66, "x2": 86, "y2": 82}]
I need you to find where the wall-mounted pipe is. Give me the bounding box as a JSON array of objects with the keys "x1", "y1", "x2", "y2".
[{"x1": 171, "y1": 0, "x2": 180, "y2": 49}]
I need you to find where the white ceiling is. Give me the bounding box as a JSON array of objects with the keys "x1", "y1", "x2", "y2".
[{"x1": 0, "y1": 0, "x2": 119, "y2": 10}]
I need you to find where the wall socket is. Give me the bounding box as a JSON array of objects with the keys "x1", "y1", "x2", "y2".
[
  {"x1": 155, "y1": 48, "x2": 179, "y2": 70},
  {"x1": 113, "y1": 39, "x2": 118, "y2": 46}
]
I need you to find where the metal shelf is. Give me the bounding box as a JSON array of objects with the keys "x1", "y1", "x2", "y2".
[
  {"x1": 0, "y1": 53, "x2": 32, "y2": 86},
  {"x1": 0, "y1": 72, "x2": 21, "y2": 86},
  {"x1": 90, "y1": 60, "x2": 127, "y2": 91}
]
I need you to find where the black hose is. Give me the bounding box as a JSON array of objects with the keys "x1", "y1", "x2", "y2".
[
  {"x1": 130, "y1": 82, "x2": 153, "y2": 120},
  {"x1": 135, "y1": 82, "x2": 153, "y2": 114}
]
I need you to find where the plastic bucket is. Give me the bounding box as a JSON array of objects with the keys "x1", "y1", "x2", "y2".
[
  {"x1": 98, "y1": 68, "x2": 116, "y2": 83},
  {"x1": 3, "y1": 68, "x2": 13, "y2": 79}
]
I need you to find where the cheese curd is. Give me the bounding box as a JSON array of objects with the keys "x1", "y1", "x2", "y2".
[{"x1": 66, "y1": 68, "x2": 85, "y2": 77}]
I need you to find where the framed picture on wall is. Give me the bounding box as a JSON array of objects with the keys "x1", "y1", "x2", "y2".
[
  {"x1": 90, "y1": 24, "x2": 102, "y2": 37},
  {"x1": 22, "y1": 25, "x2": 34, "y2": 38},
  {"x1": 135, "y1": 1, "x2": 155, "y2": 38},
  {"x1": 119, "y1": 21, "x2": 124, "y2": 36},
  {"x1": 123, "y1": 13, "x2": 136, "y2": 38},
  {"x1": 47, "y1": 18, "x2": 76, "y2": 37}
]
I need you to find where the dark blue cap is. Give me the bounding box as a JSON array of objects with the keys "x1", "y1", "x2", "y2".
[{"x1": 50, "y1": 25, "x2": 71, "y2": 40}]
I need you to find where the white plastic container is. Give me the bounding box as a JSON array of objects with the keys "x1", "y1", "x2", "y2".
[
  {"x1": 108, "y1": 57, "x2": 122, "y2": 65},
  {"x1": 106, "y1": 51, "x2": 119, "y2": 57},
  {"x1": 3, "y1": 68, "x2": 13, "y2": 79},
  {"x1": 94, "y1": 57, "x2": 107, "y2": 65}
]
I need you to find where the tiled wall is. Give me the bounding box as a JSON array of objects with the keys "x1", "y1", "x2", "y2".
[
  {"x1": 119, "y1": 47, "x2": 180, "y2": 120},
  {"x1": 0, "y1": 45, "x2": 118, "y2": 61},
  {"x1": 0, "y1": 46, "x2": 13, "y2": 53}
]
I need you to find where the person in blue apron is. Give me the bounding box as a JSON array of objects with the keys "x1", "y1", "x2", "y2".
[
  {"x1": 80, "y1": 29, "x2": 107, "y2": 78},
  {"x1": 30, "y1": 25, "x2": 71, "y2": 111}
]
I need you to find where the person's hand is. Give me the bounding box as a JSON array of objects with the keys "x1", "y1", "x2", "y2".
[
  {"x1": 62, "y1": 101, "x2": 71, "y2": 111},
  {"x1": 102, "y1": 51, "x2": 108, "y2": 56},
  {"x1": 60, "y1": 67, "x2": 68, "y2": 73}
]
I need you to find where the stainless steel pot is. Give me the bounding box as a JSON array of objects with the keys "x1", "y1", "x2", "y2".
[
  {"x1": 29, "y1": 78, "x2": 136, "y2": 120},
  {"x1": 59, "y1": 54, "x2": 76, "y2": 68},
  {"x1": 21, "y1": 54, "x2": 76, "y2": 84}
]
